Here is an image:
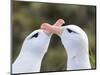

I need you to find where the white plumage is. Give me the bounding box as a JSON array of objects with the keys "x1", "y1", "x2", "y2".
[
  {"x1": 12, "y1": 29, "x2": 51, "y2": 74},
  {"x1": 59, "y1": 25, "x2": 91, "y2": 70}
]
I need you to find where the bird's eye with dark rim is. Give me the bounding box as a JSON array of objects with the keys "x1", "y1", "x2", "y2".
[
  {"x1": 30, "y1": 32, "x2": 39, "y2": 39},
  {"x1": 66, "y1": 28, "x2": 78, "y2": 34}
]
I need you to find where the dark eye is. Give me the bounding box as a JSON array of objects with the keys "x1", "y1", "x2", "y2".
[
  {"x1": 30, "y1": 32, "x2": 39, "y2": 39},
  {"x1": 66, "y1": 28, "x2": 78, "y2": 34},
  {"x1": 67, "y1": 28, "x2": 73, "y2": 33}
]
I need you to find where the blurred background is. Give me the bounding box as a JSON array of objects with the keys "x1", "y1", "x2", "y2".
[{"x1": 12, "y1": 0, "x2": 96, "y2": 72}]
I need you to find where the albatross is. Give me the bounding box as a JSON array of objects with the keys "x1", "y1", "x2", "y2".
[
  {"x1": 41, "y1": 24, "x2": 91, "y2": 70},
  {"x1": 12, "y1": 19, "x2": 65, "y2": 74},
  {"x1": 12, "y1": 29, "x2": 51, "y2": 74}
]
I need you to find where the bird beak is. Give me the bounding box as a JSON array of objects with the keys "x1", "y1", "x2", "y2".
[
  {"x1": 40, "y1": 19, "x2": 65, "y2": 35},
  {"x1": 41, "y1": 23, "x2": 53, "y2": 36}
]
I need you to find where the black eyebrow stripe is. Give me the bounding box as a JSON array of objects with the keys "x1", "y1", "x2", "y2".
[
  {"x1": 66, "y1": 28, "x2": 78, "y2": 34},
  {"x1": 29, "y1": 32, "x2": 39, "y2": 39}
]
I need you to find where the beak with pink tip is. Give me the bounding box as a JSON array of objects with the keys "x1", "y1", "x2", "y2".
[{"x1": 40, "y1": 19, "x2": 65, "y2": 35}]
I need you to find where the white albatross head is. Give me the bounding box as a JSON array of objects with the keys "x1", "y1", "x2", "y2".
[
  {"x1": 60, "y1": 25, "x2": 88, "y2": 54},
  {"x1": 12, "y1": 29, "x2": 52, "y2": 74},
  {"x1": 59, "y1": 25, "x2": 91, "y2": 70}
]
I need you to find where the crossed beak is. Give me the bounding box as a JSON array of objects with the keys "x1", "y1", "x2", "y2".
[{"x1": 41, "y1": 19, "x2": 65, "y2": 35}]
